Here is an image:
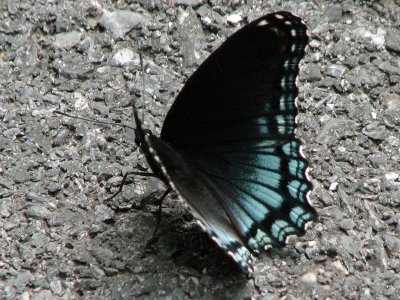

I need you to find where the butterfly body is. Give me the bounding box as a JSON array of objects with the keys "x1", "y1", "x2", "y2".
[{"x1": 135, "y1": 11, "x2": 317, "y2": 273}]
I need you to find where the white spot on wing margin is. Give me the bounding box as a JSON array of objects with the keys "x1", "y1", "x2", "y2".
[{"x1": 257, "y1": 19, "x2": 268, "y2": 26}]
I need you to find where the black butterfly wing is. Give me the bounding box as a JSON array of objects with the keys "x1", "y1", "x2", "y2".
[
  {"x1": 148, "y1": 11, "x2": 317, "y2": 272},
  {"x1": 161, "y1": 11, "x2": 308, "y2": 148}
]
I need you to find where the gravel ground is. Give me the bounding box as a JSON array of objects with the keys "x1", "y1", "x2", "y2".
[{"x1": 1, "y1": 0, "x2": 400, "y2": 299}]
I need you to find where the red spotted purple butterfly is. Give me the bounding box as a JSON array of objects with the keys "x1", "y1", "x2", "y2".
[{"x1": 133, "y1": 11, "x2": 317, "y2": 273}]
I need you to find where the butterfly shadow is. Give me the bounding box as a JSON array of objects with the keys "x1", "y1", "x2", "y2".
[
  {"x1": 141, "y1": 192, "x2": 247, "y2": 278},
  {"x1": 105, "y1": 182, "x2": 244, "y2": 275}
]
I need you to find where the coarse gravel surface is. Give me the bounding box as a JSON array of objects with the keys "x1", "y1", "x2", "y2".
[{"x1": 1, "y1": 0, "x2": 400, "y2": 299}]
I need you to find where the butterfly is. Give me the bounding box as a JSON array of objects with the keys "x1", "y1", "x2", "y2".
[{"x1": 133, "y1": 11, "x2": 317, "y2": 273}]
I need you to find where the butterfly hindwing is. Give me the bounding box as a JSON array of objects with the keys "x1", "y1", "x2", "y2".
[
  {"x1": 184, "y1": 140, "x2": 315, "y2": 252},
  {"x1": 146, "y1": 135, "x2": 255, "y2": 272}
]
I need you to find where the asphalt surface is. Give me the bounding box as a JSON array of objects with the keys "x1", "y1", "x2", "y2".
[{"x1": 1, "y1": 0, "x2": 400, "y2": 299}]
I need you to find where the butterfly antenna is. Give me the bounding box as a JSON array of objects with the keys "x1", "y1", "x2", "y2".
[
  {"x1": 53, "y1": 110, "x2": 135, "y2": 130},
  {"x1": 131, "y1": 49, "x2": 147, "y2": 148},
  {"x1": 139, "y1": 50, "x2": 146, "y2": 122}
]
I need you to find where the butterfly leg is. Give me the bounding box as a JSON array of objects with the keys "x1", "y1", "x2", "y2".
[
  {"x1": 145, "y1": 187, "x2": 171, "y2": 248},
  {"x1": 104, "y1": 171, "x2": 158, "y2": 205}
]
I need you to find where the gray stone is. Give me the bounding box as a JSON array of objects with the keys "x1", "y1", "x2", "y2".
[
  {"x1": 362, "y1": 124, "x2": 387, "y2": 140},
  {"x1": 31, "y1": 232, "x2": 50, "y2": 249},
  {"x1": 94, "y1": 204, "x2": 115, "y2": 223},
  {"x1": 52, "y1": 128, "x2": 71, "y2": 147},
  {"x1": 382, "y1": 234, "x2": 400, "y2": 257},
  {"x1": 368, "y1": 154, "x2": 388, "y2": 168},
  {"x1": 197, "y1": 5, "x2": 224, "y2": 27},
  {"x1": 226, "y1": 13, "x2": 242, "y2": 25},
  {"x1": 26, "y1": 192, "x2": 57, "y2": 210},
  {"x1": 315, "y1": 119, "x2": 357, "y2": 145},
  {"x1": 354, "y1": 27, "x2": 385, "y2": 50},
  {"x1": 112, "y1": 48, "x2": 137, "y2": 66},
  {"x1": 177, "y1": 7, "x2": 205, "y2": 67},
  {"x1": 325, "y1": 5, "x2": 342, "y2": 23},
  {"x1": 175, "y1": 0, "x2": 204, "y2": 6},
  {"x1": 379, "y1": 61, "x2": 400, "y2": 76},
  {"x1": 5, "y1": 167, "x2": 30, "y2": 183},
  {"x1": 339, "y1": 219, "x2": 355, "y2": 231},
  {"x1": 73, "y1": 251, "x2": 96, "y2": 265},
  {"x1": 50, "y1": 280, "x2": 64, "y2": 296},
  {"x1": 53, "y1": 31, "x2": 83, "y2": 49},
  {"x1": 383, "y1": 94, "x2": 400, "y2": 110},
  {"x1": 327, "y1": 64, "x2": 347, "y2": 78},
  {"x1": 3, "y1": 221, "x2": 18, "y2": 231},
  {"x1": 386, "y1": 29, "x2": 400, "y2": 53},
  {"x1": 26, "y1": 205, "x2": 51, "y2": 220},
  {"x1": 300, "y1": 272, "x2": 317, "y2": 288},
  {"x1": 3, "y1": 127, "x2": 21, "y2": 139},
  {"x1": 318, "y1": 188, "x2": 334, "y2": 206},
  {"x1": 89, "y1": 264, "x2": 106, "y2": 279},
  {"x1": 32, "y1": 290, "x2": 53, "y2": 300},
  {"x1": 302, "y1": 63, "x2": 322, "y2": 81},
  {"x1": 99, "y1": 10, "x2": 150, "y2": 39},
  {"x1": 52, "y1": 60, "x2": 95, "y2": 79},
  {"x1": 14, "y1": 271, "x2": 34, "y2": 293}
]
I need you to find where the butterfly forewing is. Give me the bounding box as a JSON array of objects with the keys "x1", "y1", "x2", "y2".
[
  {"x1": 161, "y1": 12, "x2": 307, "y2": 147},
  {"x1": 145, "y1": 11, "x2": 317, "y2": 272}
]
